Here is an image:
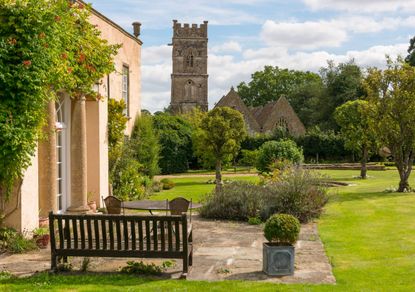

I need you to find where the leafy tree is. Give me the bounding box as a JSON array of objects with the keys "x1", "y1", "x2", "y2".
[
  {"x1": 335, "y1": 100, "x2": 378, "y2": 179},
  {"x1": 130, "y1": 113, "x2": 160, "y2": 178},
  {"x1": 108, "y1": 99, "x2": 128, "y2": 176},
  {"x1": 153, "y1": 113, "x2": 193, "y2": 174},
  {"x1": 317, "y1": 60, "x2": 365, "y2": 130},
  {"x1": 239, "y1": 150, "x2": 259, "y2": 172},
  {"x1": 296, "y1": 127, "x2": 349, "y2": 162},
  {"x1": 365, "y1": 58, "x2": 415, "y2": 192},
  {"x1": 256, "y1": 140, "x2": 303, "y2": 173},
  {"x1": 237, "y1": 66, "x2": 322, "y2": 128},
  {"x1": 193, "y1": 107, "x2": 247, "y2": 190},
  {"x1": 0, "y1": 0, "x2": 118, "y2": 196},
  {"x1": 406, "y1": 36, "x2": 415, "y2": 66}
]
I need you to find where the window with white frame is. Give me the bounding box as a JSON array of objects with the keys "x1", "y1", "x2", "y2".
[{"x1": 122, "y1": 65, "x2": 129, "y2": 116}]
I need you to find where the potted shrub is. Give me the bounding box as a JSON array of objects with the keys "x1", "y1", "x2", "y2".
[
  {"x1": 33, "y1": 227, "x2": 50, "y2": 249},
  {"x1": 263, "y1": 213, "x2": 300, "y2": 276},
  {"x1": 87, "y1": 192, "x2": 97, "y2": 213}
]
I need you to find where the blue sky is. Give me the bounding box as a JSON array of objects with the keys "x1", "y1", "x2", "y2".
[{"x1": 90, "y1": 0, "x2": 415, "y2": 112}]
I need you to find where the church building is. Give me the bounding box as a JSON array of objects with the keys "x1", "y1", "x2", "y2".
[{"x1": 215, "y1": 88, "x2": 306, "y2": 137}]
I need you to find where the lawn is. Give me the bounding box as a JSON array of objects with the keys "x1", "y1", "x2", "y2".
[
  {"x1": 150, "y1": 175, "x2": 259, "y2": 202},
  {"x1": 2, "y1": 169, "x2": 415, "y2": 291}
]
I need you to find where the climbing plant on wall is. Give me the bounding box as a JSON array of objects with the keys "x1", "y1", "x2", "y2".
[{"x1": 0, "y1": 0, "x2": 119, "y2": 197}]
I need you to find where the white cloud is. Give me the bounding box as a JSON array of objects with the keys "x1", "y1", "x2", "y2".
[
  {"x1": 303, "y1": 0, "x2": 415, "y2": 12},
  {"x1": 211, "y1": 41, "x2": 243, "y2": 53},
  {"x1": 261, "y1": 20, "x2": 348, "y2": 49}
]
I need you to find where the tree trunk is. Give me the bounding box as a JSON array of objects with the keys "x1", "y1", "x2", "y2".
[
  {"x1": 360, "y1": 146, "x2": 368, "y2": 179},
  {"x1": 395, "y1": 150, "x2": 414, "y2": 192},
  {"x1": 215, "y1": 160, "x2": 222, "y2": 193}
]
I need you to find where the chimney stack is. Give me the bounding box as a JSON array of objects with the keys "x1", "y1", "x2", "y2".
[{"x1": 132, "y1": 22, "x2": 141, "y2": 37}]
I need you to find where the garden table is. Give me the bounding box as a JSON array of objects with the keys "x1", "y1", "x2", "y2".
[{"x1": 122, "y1": 199, "x2": 202, "y2": 215}]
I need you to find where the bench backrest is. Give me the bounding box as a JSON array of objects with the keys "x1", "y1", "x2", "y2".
[{"x1": 49, "y1": 212, "x2": 188, "y2": 254}]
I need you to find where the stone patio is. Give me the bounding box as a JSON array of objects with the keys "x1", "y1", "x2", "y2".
[{"x1": 0, "y1": 216, "x2": 335, "y2": 284}]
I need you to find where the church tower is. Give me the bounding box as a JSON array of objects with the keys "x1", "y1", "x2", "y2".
[{"x1": 170, "y1": 20, "x2": 208, "y2": 114}]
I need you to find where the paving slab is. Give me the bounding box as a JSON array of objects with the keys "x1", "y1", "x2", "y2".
[{"x1": 0, "y1": 216, "x2": 335, "y2": 284}]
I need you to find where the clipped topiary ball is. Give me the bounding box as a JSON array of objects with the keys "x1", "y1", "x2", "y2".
[{"x1": 264, "y1": 214, "x2": 300, "y2": 245}]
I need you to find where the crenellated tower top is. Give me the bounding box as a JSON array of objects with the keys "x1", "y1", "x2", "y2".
[{"x1": 173, "y1": 20, "x2": 208, "y2": 38}]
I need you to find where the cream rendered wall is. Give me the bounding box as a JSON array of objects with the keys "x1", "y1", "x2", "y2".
[
  {"x1": 86, "y1": 12, "x2": 141, "y2": 205},
  {"x1": 2, "y1": 150, "x2": 39, "y2": 233},
  {"x1": 89, "y1": 13, "x2": 142, "y2": 135}
]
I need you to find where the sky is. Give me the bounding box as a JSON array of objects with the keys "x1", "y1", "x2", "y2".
[{"x1": 90, "y1": 0, "x2": 415, "y2": 112}]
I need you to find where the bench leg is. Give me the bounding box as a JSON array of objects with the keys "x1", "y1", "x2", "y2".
[
  {"x1": 183, "y1": 255, "x2": 188, "y2": 274},
  {"x1": 189, "y1": 250, "x2": 193, "y2": 266},
  {"x1": 51, "y1": 254, "x2": 57, "y2": 271}
]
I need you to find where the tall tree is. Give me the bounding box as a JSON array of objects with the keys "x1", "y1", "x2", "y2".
[
  {"x1": 193, "y1": 107, "x2": 247, "y2": 191},
  {"x1": 153, "y1": 113, "x2": 193, "y2": 174},
  {"x1": 365, "y1": 57, "x2": 415, "y2": 192},
  {"x1": 406, "y1": 36, "x2": 415, "y2": 66},
  {"x1": 318, "y1": 60, "x2": 365, "y2": 130},
  {"x1": 130, "y1": 113, "x2": 160, "y2": 178},
  {"x1": 335, "y1": 100, "x2": 378, "y2": 179}
]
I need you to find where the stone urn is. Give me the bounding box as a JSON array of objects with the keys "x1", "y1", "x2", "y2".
[
  {"x1": 263, "y1": 214, "x2": 300, "y2": 276},
  {"x1": 88, "y1": 201, "x2": 97, "y2": 213},
  {"x1": 33, "y1": 227, "x2": 50, "y2": 249}
]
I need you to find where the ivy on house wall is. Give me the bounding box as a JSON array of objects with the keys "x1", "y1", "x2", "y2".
[{"x1": 0, "y1": 0, "x2": 119, "y2": 197}]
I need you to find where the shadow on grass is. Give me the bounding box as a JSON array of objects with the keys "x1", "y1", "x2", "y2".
[
  {"x1": 0, "y1": 271, "x2": 173, "y2": 287},
  {"x1": 329, "y1": 190, "x2": 411, "y2": 204}
]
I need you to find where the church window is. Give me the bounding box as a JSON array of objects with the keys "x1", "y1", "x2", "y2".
[
  {"x1": 122, "y1": 65, "x2": 129, "y2": 117},
  {"x1": 186, "y1": 51, "x2": 194, "y2": 67},
  {"x1": 277, "y1": 117, "x2": 289, "y2": 132}
]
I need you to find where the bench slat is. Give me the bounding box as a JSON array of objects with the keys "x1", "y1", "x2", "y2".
[
  {"x1": 109, "y1": 219, "x2": 114, "y2": 250},
  {"x1": 72, "y1": 218, "x2": 78, "y2": 249},
  {"x1": 102, "y1": 219, "x2": 107, "y2": 250},
  {"x1": 153, "y1": 219, "x2": 158, "y2": 251},
  {"x1": 145, "y1": 219, "x2": 151, "y2": 251},
  {"x1": 57, "y1": 218, "x2": 64, "y2": 250},
  {"x1": 138, "y1": 220, "x2": 143, "y2": 251},
  {"x1": 160, "y1": 219, "x2": 165, "y2": 251},
  {"x1": 123, "y1": 219, "x2": 129, "y2": 250},
  {"x1": 167, "y1": 221, "x2": 173, "y2": 251},
  {"x1": 131, "y1": 220, "x2": 136, "y2": 250},
  {"x1": 80, "y1": 218, "x2": 85, "y2": 250},
  {"x1": 175, "y1": 221, "x2": 180, "y2": 251},
  {"x1": 64, "y1": 218, "x2": 71, "y2": 249},
  {"x1": 87, "y1": 219, "x2": 93, "y2": 249},
  {"x1": 94, "y1": 219, "x2": 100, "y2": 250},
  {"x1": 116, "y1": 219, "x2": 121, "y2": 250}
]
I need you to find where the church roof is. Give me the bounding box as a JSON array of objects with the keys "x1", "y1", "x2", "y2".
[
  {"x1": 215, "y1": 88, "x2": 261, "y2": 133},
  {"x1": 215, "y1": 89, "x2": 306, "y2": 136}
]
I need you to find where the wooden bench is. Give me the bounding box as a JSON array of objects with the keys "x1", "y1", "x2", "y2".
[{"x1": 49, "y1": 212, "x2": 193, "y2": 276}]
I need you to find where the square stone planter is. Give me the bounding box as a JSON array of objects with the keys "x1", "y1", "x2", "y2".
[{"x1": 263, "y1": 242, "x2": 295, "y2": 276}]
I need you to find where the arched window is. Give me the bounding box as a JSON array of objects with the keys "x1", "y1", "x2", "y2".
[
  {"x1": 186, "y1": 51, "x2": 194, "y2": 67},
  {"x1": 276, "y1": 117, "x2": 289, "y2": 132}
]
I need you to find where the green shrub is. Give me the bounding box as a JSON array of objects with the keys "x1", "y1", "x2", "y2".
[
  {"x1": 152, "y1": 181, "x2": 163, "y2": 192},
  {"x1": 264, "y1": 214, "x2": 300, "y2": 245},
  {"x1": 111, "y1": 148, "x2": 146, "y2": 201},
  {"x1": 256, "y1": 140, "x2": 303, "y2": 173},
  {"x1": 8, "y1": 234, "x2": 37, "y2": 254},
  {"x1": 200, "y1": 168, "x2": 327, "y2": 223},
  {"x1": 160, "y1": 178, "x2": 175, "y2": 190},
  {"x1": 200, "y1": 181, "x2": 264, "y2": 220},
  {"x1": 32, "y1": 227, "x2": 48, "y2": 236},
  {"x1": 261, "y1": 167, "x2": 328, "y2": 223},
  {"x1": 248, "y1": 217, "x2": 262, "y2": 225}
]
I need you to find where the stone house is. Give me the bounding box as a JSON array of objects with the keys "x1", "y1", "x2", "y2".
[
  {"x1": 215, "y1": 88, "x2": 306, "y2": 137},
  {"x1": 1, "y1": 4, "x2": 142, "y2": 232}
]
